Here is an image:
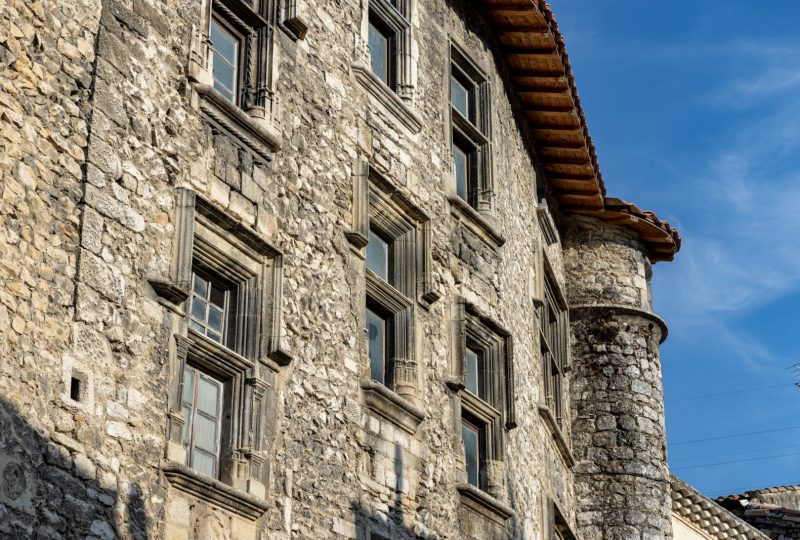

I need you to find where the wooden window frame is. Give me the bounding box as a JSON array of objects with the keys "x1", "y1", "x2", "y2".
[
  {"x1": 181, "y1": 366, "x2": 224, "y2": 479},
  {"x1": 209, "y1": 13, "x2": 246, "y2": 105}
]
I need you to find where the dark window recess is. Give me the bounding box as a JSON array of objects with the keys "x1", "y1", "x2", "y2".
[
  {"x1": 209, "y1": 17, "x2": 243, "y2": 104},
  {"x1": 70, "y1": 376, "x2": 82, "y2": 402},
  {"x1": 453, "y1": 138, "x2": 477, "y2": 208},
  {"x1": 541, "y1": 273, "x2": 567, "y2": 428},
  {"x1": 368, "y1": 15, "x2": 394, "y2": 87}
]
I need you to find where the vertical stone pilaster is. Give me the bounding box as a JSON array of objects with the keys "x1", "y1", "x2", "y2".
[{"x1": 564, "y1": 216, "x2": 672, "y2": 540}]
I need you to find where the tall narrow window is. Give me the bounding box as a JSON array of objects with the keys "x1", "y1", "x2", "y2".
[
  {"x1": 368, "y1": 17, "x2": 393, "y2": 87},
  {"x1": 189, "y1": 272, "x2": 232, "y2": 345},
  {"x1": 451, "y1": 300, "x2": 514, "y2": 498},
  {"x1": 450, "y1": 44, "x2": 492, "y2": 213},
  {"x1": 363, "y1": 0, "x2": 409, "y2": 94},
  {"x1": 541, "y1": 273, "x2": 568, "y2": 428},
  {"x1": 461, "y1": 420, "x2": 481, "y2": 487},
  {"x1": 181, "y1": 366, "x2": 223, "y2": 478},
  {"x1": 366, "y1": 305, "x2": 390, "y2": 385},
  {"x1": 209, "y1": 17, "x2": 243, "y2": 104}
]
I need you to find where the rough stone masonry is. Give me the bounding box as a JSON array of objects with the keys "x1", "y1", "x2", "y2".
[{"x1": 0, "y1": 0, "x2": 681, "y2": 538}]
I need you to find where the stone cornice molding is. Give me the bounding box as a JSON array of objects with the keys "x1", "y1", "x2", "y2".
[
  {"x1": 162, "y1": 462, "x2": 269, "y2": 521},
  {"x1": 537, "y1": 402, "x2": 575, "y2": 468},
  {"x1": 569, "y1": 304, "x2": 669, "y2": 344},
  {"x1": 193, "y1": 83, "x2": 281, "y2": 163},
  {"x1": 455, "y1": 482, "x2": 515, "y2": 525},
  {"x1": 360, "y1": 379, "x2": 425, "y2": 435}
]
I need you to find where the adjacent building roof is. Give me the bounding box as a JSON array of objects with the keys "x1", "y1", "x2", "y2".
[
  {"x1": 717, "y1": 485, "x2": 800, "y2": 504},
  {"x1": 477, "y1": 0, "x2": 681, "y2": 262},
  {"x1": 671, "y1": 477, "x2": 770, "y2": 540}
]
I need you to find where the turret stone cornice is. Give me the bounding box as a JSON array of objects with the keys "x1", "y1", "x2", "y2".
[{"x1": 477, "y1": 0, "x2": 681, "y2": 262}]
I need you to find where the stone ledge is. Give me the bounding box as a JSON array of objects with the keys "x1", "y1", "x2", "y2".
[
  {"x1": 193, "y1": 83, "x2": 281, "y2": 163},
  {"x1": 569, "y1": 304, "x2": 669, "y2": 344},
  {"x1": 162, "y1": 462, "x2": 268, "y2": 521},
  {"x1": 352, "y1": 60, "x2": 422, "y2": 134},
  {"x1": 361, "y1": 379, "x2": 425, "y2": 435},
  {"x1": 456, "y1": 482, "x2": 514, "y2": 525},
  {"x1": 537, "y1": 403, "x2": 575, "y2": 469},
  {"x1": 448, "y1": 195, "x2": 506, "y2": 249}
]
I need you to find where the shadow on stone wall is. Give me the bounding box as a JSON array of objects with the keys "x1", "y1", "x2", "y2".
[
  {"x1": 351, "y1": 443, "x2": 439, "y2": 540},
  {"x1": 0, "y1": 398, "x2": 149, "y2": 539}
]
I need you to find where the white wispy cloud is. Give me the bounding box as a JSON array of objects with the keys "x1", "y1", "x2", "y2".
[{"x1": 652, "y1": 37, "x2": 800, "y2": 371}]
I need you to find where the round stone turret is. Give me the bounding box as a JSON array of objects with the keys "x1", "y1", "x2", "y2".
[{"x1": 564, "y1": 215, "x2": 672, "y2": 539}]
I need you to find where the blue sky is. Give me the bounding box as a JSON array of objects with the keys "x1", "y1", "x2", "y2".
[{"x1": 552, "y1": 1, "x2": 800, "y2": 497}]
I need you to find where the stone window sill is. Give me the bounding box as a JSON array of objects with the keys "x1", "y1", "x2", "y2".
[
  {"x1": 361, "y1": 379, "x2": 425, "y2": 435},
  {"x1": 448, "y1": 195, "x2": 506, "y2": 249},
  {"x1": 162, "y1": 462, "x2": 268, "y2": 521},
  {"x1": 456, "y1": 482, "x2": 514, "y2": 526},
  {"x1": 351, "y1": 60, "x2": 422, "y2": 134},
  {"x1": 192, "y1": 83, "x2": 281, "y2": 163},
  {"x1": 537, "y1": 403, "x2": 575, "y2": 468}
]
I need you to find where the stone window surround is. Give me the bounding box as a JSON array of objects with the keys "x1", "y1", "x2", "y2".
[
  {"x1": 346, "y1": 161, "x2": 437, "y2": 435},
  {"x1": 548, "y1": 497, "x2": 578, "y2": 540},
  {"x1": 534, "y1": 251, "x2": 574, "y2": 468},
  {"x1": 351, "y1": 0, "x2": 422, "y2": 134},
  {"x1": 187, "y1": 0, "x2": 283, "y2": 162},
  {"x1": 446, "y1": 40, "x2": 504, "y2": 248},
  {"x1": 149, "y1": 188, "x2": 290, "y2": 516},
  {"x1": 448, "y1": 298, "x2": 515, "y2": 523},
  {"x1": 346, "y1": 160, "x2": 439, "y2": 307}
]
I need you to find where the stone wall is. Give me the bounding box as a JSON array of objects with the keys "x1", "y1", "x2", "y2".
[
  {"x1": 565, "y1": 216, "x2": 672, "y2": 540},
  {"x1": 0, "y1": 0, "x2": 673, "y2": 539}
]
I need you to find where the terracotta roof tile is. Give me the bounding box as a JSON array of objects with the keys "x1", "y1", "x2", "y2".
[{"x1": 477, "y1": 0, "x2": 681, "y2": 262}]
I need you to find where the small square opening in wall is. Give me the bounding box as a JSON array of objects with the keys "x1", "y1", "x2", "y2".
[{"x1": 70, "y1": 371, "x2": 86, "y2": 402}]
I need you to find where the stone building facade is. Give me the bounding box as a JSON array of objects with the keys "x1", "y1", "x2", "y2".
[{"x1": 0, "y1": 0, "x2": 681, "y2": 539}]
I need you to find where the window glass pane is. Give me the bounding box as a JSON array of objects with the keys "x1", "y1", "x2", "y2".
[
  {"x1": 366, "y1": 230, "x2": 390, "y2": 282},
  {"x1": 462, "y1": 423, "x2": 479, "y2": 487},
  {"x1": 208, "y1": 306, "x2": 224, "y2": 334},
  {"x1": 368, "y1": 20, "x2": 390, "y2": 84},
  {"x1": 181, "y1": 366, "x2": 195, "y2": 404},
  {"x1": 453, "y1": 144, "x2": 468, "y2": 202},
  {"x1": 210, "y1": 20, "x2": 238, "y2": 103},
  {"x1": 210, "y1": 20, "x2": 237, "y2": 63},
  {"x1": 212, "y1": 58, "x2": 236, "y2": 95},
  {"x1": 465, "y1": 348, "x2": 478, "y2": 395},
  {"x1": 206, "y1": 331, "x2": 222, "y2": 343},
  {"x1": 192, "y1": 449, "x2": 216, "y2": 478},
  {"x1": 194, "y1": 413, "x2": 219, "y2": 452},
  {"x1": 193, "y1": 274, "x2": 208, "y2": 297},
  {"x1": 366, "y1": 307, "x2": 386, "y2": 384},
  {"x1": 181, "y1": 404, "x2": 193, "y2": 445},
  {"x1": 197, "y1": 376, "x2": 220, "y2": 416},
  {"x1": 451, "y1": 76, "x2": 469, "y2": 118},
  {"x1": 190, "y1": 320, "x2": 205, "y2": 334},
  {"x1": 191, "y1": 297, "x2": 207, "y2": 323}
]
